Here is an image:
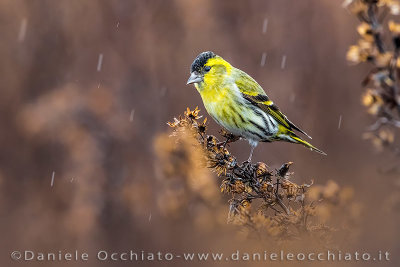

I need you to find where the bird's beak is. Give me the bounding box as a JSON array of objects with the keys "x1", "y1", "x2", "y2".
[{"x1": 187, "y1": 72, "x2": 203, "y2": 84}]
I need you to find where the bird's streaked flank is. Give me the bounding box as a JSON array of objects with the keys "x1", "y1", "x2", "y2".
[{"x1": 187, "y1": 51, "x2": 326, "y2": 161}]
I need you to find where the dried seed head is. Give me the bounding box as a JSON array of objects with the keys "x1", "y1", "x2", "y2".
[
  {"x1": 207, "y1": 135, "x2": 218, "y2": 146},
  {"x1": 281, "y1": 179, "x2": 299, "y2": 199},
  {"x1": 260, "y1": 181, "x2": 274, "y2": 193},
  {"x1": 184, "y1": 106, "x2": 202, "y2": 120},
  {"x1": 197, "y1": 118, "x2": 207, "y2": 133},
  {"x1": 278, "y1": 162, "x2": 293, "y2": 177},
  {"x1": 233, "y1": 180, "x2": 245, "y2": 194},
  {"x1": 255, "y1": 162, "x2": 270, "y2": 177},
  {"x1": 220, "y1": 180, "x2": 232, "y2": 193}
]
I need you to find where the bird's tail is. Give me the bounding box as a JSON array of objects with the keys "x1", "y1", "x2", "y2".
[{"x1": 289, "y1": 133, "x2": 327, "y2": 155}]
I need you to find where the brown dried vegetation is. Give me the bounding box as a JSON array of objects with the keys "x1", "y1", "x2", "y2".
[
  {"x1": 345, "y1": 0, "x2": 400, "y2": 151},
  {"x1": 155, "y1": 108, "x2": 362, "y2": 244}
]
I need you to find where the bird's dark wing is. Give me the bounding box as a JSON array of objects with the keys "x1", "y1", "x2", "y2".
[{"x1": 241, "y1": 92, "x2": 312, "y2": 139}]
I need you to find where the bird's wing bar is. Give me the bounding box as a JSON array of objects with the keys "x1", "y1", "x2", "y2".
[{"x1": 241, "y1": 92, "x2": 312, "y2": 139}]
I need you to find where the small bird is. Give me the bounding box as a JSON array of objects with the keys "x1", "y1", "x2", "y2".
[{"x1": 187, "y1": 51, "x2": 326, "y2": 161}]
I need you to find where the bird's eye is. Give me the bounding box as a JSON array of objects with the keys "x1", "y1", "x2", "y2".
[{"x1": 204, "y1": 66, "x2": 211, "y2": 72}]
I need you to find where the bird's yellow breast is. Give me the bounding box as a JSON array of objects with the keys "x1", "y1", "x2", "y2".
[
  {"x1": 199, "y1": 84, "x2": 229, "y2": 114},
  {"x1": 197, "y1": 83, "x2": 242, "y2": 134},
  {"x1": 198, "y1": 84, "x2": 227, "y2": 103}
]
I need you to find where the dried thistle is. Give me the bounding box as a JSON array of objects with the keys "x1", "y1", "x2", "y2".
[
  {"x1": 162, "y1": 108, "x2": 360, "y2": 243},
  {"x1": 345, "y1": 0, "x2": 400, "y2": 151}
]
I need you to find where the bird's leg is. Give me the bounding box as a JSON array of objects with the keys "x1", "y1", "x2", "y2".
[
  {"x1": 241, "y1": 143, "x2": 257, "y2": 171},
  {"x1": 245, "y1": 140, "x2": 258, "y2": 163},
  {"x1": 247, "y1": 146, "x2": 255, "y2": 162}
]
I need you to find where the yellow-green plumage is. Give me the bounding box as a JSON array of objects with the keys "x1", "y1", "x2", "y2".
[{"x1": 187, "y1": 51, "x2": 326, "y2": 160}]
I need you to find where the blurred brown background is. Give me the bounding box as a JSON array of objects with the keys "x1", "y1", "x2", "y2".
[{"x1": 0, "y1": 0, "x2": 399, "y2": 266}]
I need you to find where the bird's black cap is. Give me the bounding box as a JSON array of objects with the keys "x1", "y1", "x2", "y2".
[{"x1": 190, "y1": 51, "x2": 216, "y2": 73}]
